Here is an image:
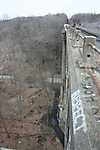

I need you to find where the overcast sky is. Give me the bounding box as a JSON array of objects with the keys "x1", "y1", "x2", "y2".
[{"x1": 0, "y1": 0, "x2": 100, "y2": 19}]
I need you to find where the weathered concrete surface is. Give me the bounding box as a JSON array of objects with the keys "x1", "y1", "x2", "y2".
[{"x1": 60, "y1": 26, "x2": 100, "y2": 150}]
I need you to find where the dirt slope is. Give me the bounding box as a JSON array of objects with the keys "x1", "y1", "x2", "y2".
[{"x1": 0, "y1": 14, "x2": 67, "y2": 149}]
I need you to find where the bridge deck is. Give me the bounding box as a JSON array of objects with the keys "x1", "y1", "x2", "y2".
[{"x1": 61, "y1": 26, "x2": 100, "y2": 150}]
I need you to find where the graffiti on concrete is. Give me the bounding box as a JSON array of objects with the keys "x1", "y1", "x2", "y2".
[{"x1": 72, "y1": 90, "x2": 87, "y2": 134}]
